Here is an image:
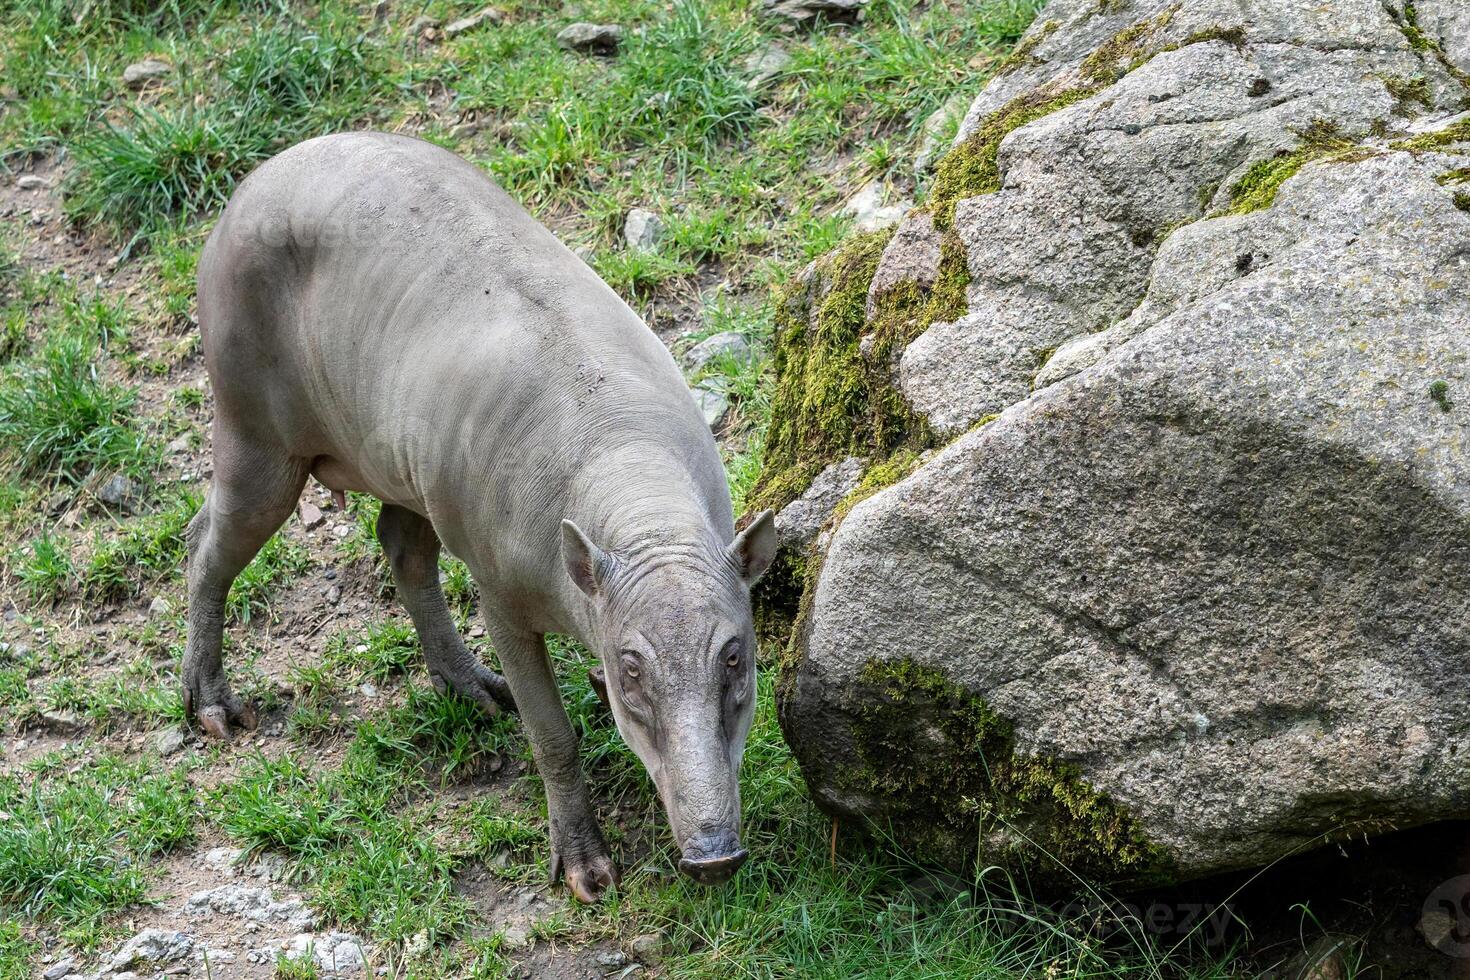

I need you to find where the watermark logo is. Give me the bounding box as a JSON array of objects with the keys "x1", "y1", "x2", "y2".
[{"x1": 1422, "y1": 875, "x2": 1470, "y2": 958}]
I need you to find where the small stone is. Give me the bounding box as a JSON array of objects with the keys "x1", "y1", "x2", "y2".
[
  {"x1": 333, "y1": 524, "x2": 353, "y2": 538},
  {"x1": 326, "y1": 585, "x2": 341, "y2": 604},
  {"x1": 556, "y1": 22, "x2": 623, "y2": 54},
  {"x1": 761, "y1": 0, "x2": 865, "y2": 25},
  {"x1": 205, "y1": 846, "x2": 242, "y2": 867},
  {"x1": 359, "y1": 682, "x2": 379, "y2": 698},
  {"x1": 167, "y1": 435, "x2": 191, "y2": 453},
  {"x1": 629, "y1": 933, "x2": 662, "y2": 962},
  {"x1": 98, "y1": 473, "x2": 137, "y2": 509},
  {"x1": 155, "y1": 728, "x2": 187, "y2": 756},
  {"x1": 42, "y1": 958, "x2": 74, "y2": 980},
  {"x1": 743, "y1": 44, "x2": 791, "y2": 90},
  {"x1": 409, "y1": 15, "x2": 440, "y2": 35},
  {"x1": 16, "y1": 175, "x2": 50, "y2": 191},
  {"x1": 683, "y1": 331, "x2": 753, "y2": 372},
  {"x1": 299, "y1": 501, "x2": 325, "y2": 529},
  {"x1": 775, "y1": 456, "x2": 867, "y2": 548},
  {"x1": 445, "y1": 7, "x2": 501, "y2": 36},
  {"x1": 37, "y1": 710, "x2": 83, "y2": 734},
  {"x1": 122, "y1": 58, "x2": 171, "y2": 88},
  {"x1": 109, "y1": 929, "x2": 194, "y2": 971},
  {"x1": 501, "y1": 924, "x2": 530, "y2": 949},
  {"x1": 623, "y1": 208, "x2": 663, "y2": 251},
  {"x1": 148, "y1": 595, "x2": 173, "y2": 618},
  {"x1": 595, "y1": 949, "x2": 628, "y2": 969},
  {"x1": 843, "y1": 180, "x2": 910, "y2": 233},
  {"x1": 691, "y1": 384, "x2": 730, "y2": 430}
]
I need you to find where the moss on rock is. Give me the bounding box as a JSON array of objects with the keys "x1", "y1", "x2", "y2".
[
  {"x1": 835, "y1": 658, "x2": 1174, "y2": 884},
  {"x1": 928, "y1": 86, "x2": 1097, "y2": 228},
  {"x1": 1227, "y1": 120, "x2": 1374, "y2": 214}
]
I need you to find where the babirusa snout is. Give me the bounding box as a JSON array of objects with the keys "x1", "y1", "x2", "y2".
[
  {"x1": 658, "y1": 724, "x2": 747, "y2": 886},
  {"x1": 678, "y1": 827, "x2": 748, "y2": 885}
]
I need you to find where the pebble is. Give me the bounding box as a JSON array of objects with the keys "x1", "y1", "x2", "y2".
[
  {"x1": 596, "y1": 949, "x2": 628, "y2": 968},
  {"x1": 326, "y1": 585, "x2": 342, "y2": 604},
  {"x1": 148, "y1": 595, "x2": 173, "y2": 618},
  {"x1": 333, "y1": 524, "x2": 353, "y2": 538},
  {"x1": 445, "y1": 7, "x2": 501, "y2": 36},
  {"x1": 16, "y1": 175, "x2": 50, "y2": 191},
  {"x1": 299, "y1": 501, "x2": 325, "y2": 529},
  {"x1": 683, "y1": 331, "x2": 753, "y2": 372},
  {"x1": 98, "y1": 473, "x2": 137, "y2": 509},
  {"x1": 691, "y1": 384, "x2": 730, "y2": 429},
  {"x1": 360, "y1": 682, "x2": 379, "y2": 698},
  {"x1": 629, "y1": 933, "x2": 661, "y2": 961},
  {"x1": 556, "y1": 22, "x2": 623, "y2": 54},
  {"x1": 623, "y1": 208, "x2": 663, "y2": 251},
  {"x1": 108, "y1": 928, "x2": 194, "y2": 971},
  {"x1": 42, "y1": 959, "x2": 74, "y2": 980},
  {"x1": 121, "y1": 58, "x2": 171, "y2": 87},
  {"x1": 743, "y1": 44, "x2": 791, "y2": 89},
  {"x1": 155, "y1": 728, "x2": 187, "y2": 756}
]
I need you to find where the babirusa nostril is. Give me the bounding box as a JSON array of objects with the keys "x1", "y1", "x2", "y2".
[
  {"x1": 677, "y1": 847, "x2": 749, "y2": 886},
  {"x1": 678, "y1": 828, "x2": 747, "y2": 885}
]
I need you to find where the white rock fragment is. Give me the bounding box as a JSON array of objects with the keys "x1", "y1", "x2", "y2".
[
  {"x1": 623, "y1": 208, "x2": 663, "y2": 251},
  {"x1": 108, "y1": 929, "x2": 194, "y2": 971},
  {"x1": 122, "y1": 58, "x2": 171, "y2": 88}
]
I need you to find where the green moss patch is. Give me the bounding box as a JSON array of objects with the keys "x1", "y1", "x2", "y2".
[
  {"x1": 1394, "y1": 117, "x2": 1470, "y2": 152},
  {"x1": 928, "y1": 85, "x2": 1097, "y2": 227},
  {"x1": 1227, "y1": 121, "x2": 1371, "y2": 214},
  {"x1": 837, "y1": 659, "x2": 1173, "y2": 885}
]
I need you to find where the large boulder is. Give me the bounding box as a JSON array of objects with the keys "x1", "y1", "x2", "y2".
[{"x1": 765, "y1": 0, "x2": 1470, "y2": 885}]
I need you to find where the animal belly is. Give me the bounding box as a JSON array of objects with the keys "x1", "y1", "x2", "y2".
[{"x1": 310, "y1": 455, "x2": 420, "y2": 511}]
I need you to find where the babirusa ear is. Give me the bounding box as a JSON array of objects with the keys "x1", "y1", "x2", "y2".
[
  {"x1": 561, "y1": 519, "x2": 609, "y2": 597},
  {"x1": 728, "y1": 510, "x2": 777, "y2": 585}
]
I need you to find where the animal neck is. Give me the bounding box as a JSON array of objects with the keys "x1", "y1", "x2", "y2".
[{"x1": 570, "y1": 448, "x2": 724, "y2": 556}]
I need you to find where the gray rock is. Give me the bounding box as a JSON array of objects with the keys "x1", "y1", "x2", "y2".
[
  {"x1": 773, "y1": 456, "x2": 865, "y2": 549},
  {"x1": 42, "y1": 959, "x2": 74, "y2": 980},
  {"x1": 185, "y1": 884, "x2": 316, "y2": 928},
  {"x1": 154, "y1": 727, "x2": 186, "y2": 756},
  {"x1": 121, "y1": 58, "x2": 170, "y2": 88},
  {"x1": 743, "y1": 44, "x2": 791, "y2": 90},
  {"x1": 623, "y1": 208, "x2": 663, "y2": 251},
  {"x1": 97, "y1": 474, "x2": 136, "y2": 509},
  {"x1": 595, "y1": 949, "x2": 628, "y2": 969},
  {"x1": 284, "y1": 932, "x2": 367, "y2": 974},
  {"x1": 761, "y1": 0, "x2": 865, "y2": 25},
  {"x1": 409, "y1": 15, "x2": 440, "y2": 35},
  {"x1": 557, "y1": 22, "x2": 623, "y2": 54},
  {"x1": 444, "y1": 7, "x2": 501, "y2": 36},
  {"x1": 299, "y1": 500, "x2": 325, "y2": 528},
  {"x1": 842, "y1": 180, "x2": 909, "y2": 234},
  {"x1": 148, "y1": 595, "x2": 172, "y2": 618},
  {"x1": 629, "y1": 932, "x2": 662, "y2": 962},
  {"x1": 892, "y1": 0, "x2": 1467, "y2": 436},
  {"x1": 683, "y1": 331, "x2": 753, "y2": 372},
  {"x1": 691, "y1": 384, "x2": 730, "y2": 430},
  {"x1": 109, "y1": 929, "x2": 194, "y2": 971},
  {"x1": 1415, "y1": 1, "x2": 1470, "y2": 74},
  {"x1": 16, "y1": 175, "x2": 50, "y2": 191},
  {"x1": 784, "y1": 145, "x2": 1470, "y2": 884}
]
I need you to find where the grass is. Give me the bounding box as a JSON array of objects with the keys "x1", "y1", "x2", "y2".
[{"x1": 0, "y1": 756, "x2": 198, "y2": 949}]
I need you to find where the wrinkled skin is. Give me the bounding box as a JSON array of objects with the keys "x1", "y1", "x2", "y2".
[{"x1": 185, "y1": 132, "x2": 775, "y2": 901}]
